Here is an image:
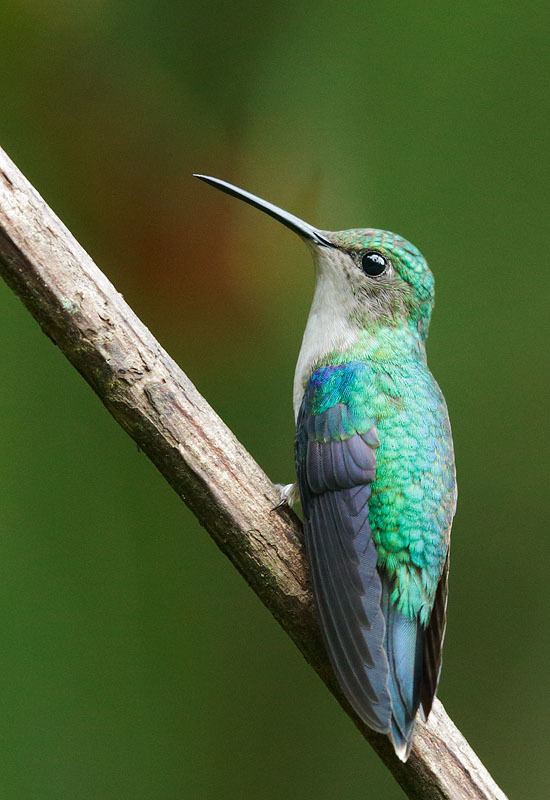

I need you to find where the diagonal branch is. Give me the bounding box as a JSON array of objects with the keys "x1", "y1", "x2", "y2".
[{"x1": 0, "y1": 146, "x2": 507, "y2": 800}]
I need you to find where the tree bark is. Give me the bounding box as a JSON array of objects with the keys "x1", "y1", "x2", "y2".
[{"x1": 0, "y1": 146, "x2": 507, "y2": 800}]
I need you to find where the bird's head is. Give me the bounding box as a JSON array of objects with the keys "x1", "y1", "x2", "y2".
[
  {"x1": 313, "y1": 228, "x2": 435, "y2": 339},
  {"x1": 194, "y1": 175, "x2": 435, "y2": 339}
]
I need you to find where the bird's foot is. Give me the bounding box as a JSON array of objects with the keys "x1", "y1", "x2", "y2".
[{"x1": 272, "y1": 482, "x2": 299, "y2": 511}]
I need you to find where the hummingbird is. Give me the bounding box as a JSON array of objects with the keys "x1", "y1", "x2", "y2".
[{"x1": 194, "y1": 174, "x2": 457, "y2": 761}]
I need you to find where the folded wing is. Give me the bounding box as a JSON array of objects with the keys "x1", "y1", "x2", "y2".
[{"x1": 296, "y1": 400, "x2": 393, "y2": 734}]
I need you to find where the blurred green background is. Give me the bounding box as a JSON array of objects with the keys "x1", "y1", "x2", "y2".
[{"x1": 1, "y1": 2, "x2": 548, "y2": 798}]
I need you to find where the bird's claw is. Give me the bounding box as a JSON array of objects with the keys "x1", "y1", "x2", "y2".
[{"x1": 272, "y1": 482, "x2": 299, "y2": 511}]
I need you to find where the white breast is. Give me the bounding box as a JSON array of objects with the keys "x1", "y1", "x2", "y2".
[{"x1": 293, "y1": 248, "x2": 359, "y2": 419}]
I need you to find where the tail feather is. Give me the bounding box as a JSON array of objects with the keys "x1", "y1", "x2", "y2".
[
  {"x1": 381, "y1": 577, "x2": 424, "y2": 761},
  {"x1": 421, "y1": 552, "x2": 450, "y2": 718}
]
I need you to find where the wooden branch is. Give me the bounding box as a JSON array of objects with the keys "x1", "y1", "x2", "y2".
[{"x1": 0, "y1": 145, "x2": 507, "y2": 800}]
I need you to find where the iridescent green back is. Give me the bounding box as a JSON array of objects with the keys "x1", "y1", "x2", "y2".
[{"x1": 304, "y1": 337, "x2": 455, "y2": 624}]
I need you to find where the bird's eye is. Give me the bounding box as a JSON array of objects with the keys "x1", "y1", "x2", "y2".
[{"x1": 361, "y1": 250, "x2": 389, "y2": 277}]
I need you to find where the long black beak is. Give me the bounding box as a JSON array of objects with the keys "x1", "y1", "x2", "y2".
[{"x1": 194, "y1": 174, "x2": 333, "y2": 247}]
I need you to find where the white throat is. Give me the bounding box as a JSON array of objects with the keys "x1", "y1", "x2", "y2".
[{"x1": 293, "y1": 248, "x2": 359, "y2": 418}]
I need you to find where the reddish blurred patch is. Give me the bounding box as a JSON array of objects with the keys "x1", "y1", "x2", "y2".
[
  {"x1": 98, "y1": 158, "x2": 259, "y2": 337},
  {"x1": 33, "y1": 50, "x2": 260, "y2": 340}
]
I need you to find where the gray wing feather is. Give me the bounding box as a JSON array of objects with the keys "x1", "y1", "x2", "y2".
[{"x1": 297, "y1": 402, "x2": 392, "y2": 733}]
